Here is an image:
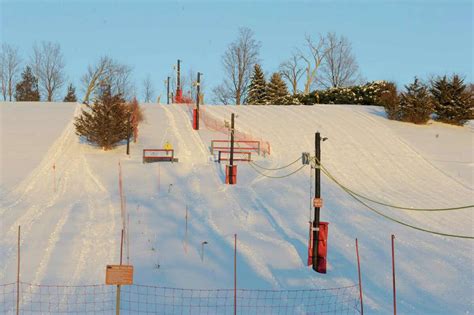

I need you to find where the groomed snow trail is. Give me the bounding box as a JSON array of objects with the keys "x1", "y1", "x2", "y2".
[
  {"x1": 0, "y1": 105, "x2": 119, "y2": 289},
  {"x1": 0, "y1": 103, "x2": 472, "y2": 314}
]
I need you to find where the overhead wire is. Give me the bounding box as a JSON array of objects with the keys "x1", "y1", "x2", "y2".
[
  {"x1": 250, "y1": 157, "x2": 302, "y2": 171},
  {"x1": 315, "y1": 160, "x2": 474, "y2": 239},
  {"x1": 248, "y1": 161, "x2": 307, "y2": 179},
  {"x1": 313, "y1": 157, "x2": 473, "y2": 212}
]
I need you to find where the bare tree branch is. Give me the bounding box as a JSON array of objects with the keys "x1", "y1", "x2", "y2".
[
  {"x1": 31, "y1": 41, "x2": 65, "y2": 101},
  {"x1": 319, "y1": 32, "x2": 362, "y2": 88},
  {"x1": 142, "y1": 74, "x2": 154, "y2": 103},
  {"x1": 0, "y1": 44, "x2": 22, "y2": 101},
  {"x1": 279, "y1": 52, "x2": 304, "y2": 95},
  {"x1": 297, "y1": 34, "x2": 330, "y2": 94},
  {"x1": 215, "y1": 27, "x2": 260, "y2": 104},
  {"x1": 81, "y1": 56, "x2": 133, "y2": 104}
]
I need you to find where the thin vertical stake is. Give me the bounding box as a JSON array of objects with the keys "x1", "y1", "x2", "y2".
[
  {"x1": 355, "y1": 238, "x2": 364, "y2": 315},
  {"x1": 234, "y1": 233, "x2": 237, "y2": 315},
  {"x1": 117, "y1": 229, "x2": 124, "y2": 315},
  {"x1": 127, "y1": 214, "x2": 130, "y2": 264},
  {"x1": 53, "y1": 163, "x2": 56, "y2": 193},
  {"x1": 158, "y1": 164, "x2": 161, "y2": 193},
  {"x1": 391, "y1": 234, "x2": 397, "y2": 315},
  {"x1": 16, "y1": 226, "x2": 20, "y2": 315}
]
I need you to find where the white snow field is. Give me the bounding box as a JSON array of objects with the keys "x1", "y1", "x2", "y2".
[{"x1": 0, "y1": 102, "x2": 473, "y2": 314}]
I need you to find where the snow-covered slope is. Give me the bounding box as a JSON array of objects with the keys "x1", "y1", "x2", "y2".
[{"x1": 0, "y1": 103, "x2": 472, "y2": 314}]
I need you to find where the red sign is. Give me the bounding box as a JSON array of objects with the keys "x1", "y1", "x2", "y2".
[{"x1": 313, "y1": 198, "x2": 323, "y2": 208}]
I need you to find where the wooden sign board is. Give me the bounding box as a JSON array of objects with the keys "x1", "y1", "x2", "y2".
[
  {"x1": 313, "y1": 198, "x2": 323, "y2": 208},
  {"x1": 105, "y1": 265, "x2": 134, "y2": 285}
]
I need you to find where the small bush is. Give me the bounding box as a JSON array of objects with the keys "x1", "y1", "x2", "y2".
[
  {"x1": 430, "y1": 75, "x2": 473, "y2": 126},
  {"x1": 379, "y1": 82, "x2": 400, "y2": 120},
  {"x1": 399, "y1": 78, "x2": 433, "y2": 124}
]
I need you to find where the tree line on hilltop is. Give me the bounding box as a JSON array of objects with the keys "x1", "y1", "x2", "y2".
[{"x1": 1, "y1": 28, "x2": 472, "y2": 127}]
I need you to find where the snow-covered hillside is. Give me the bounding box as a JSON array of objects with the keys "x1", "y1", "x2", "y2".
[{"x1": 0, "y1": 102, "x2": 472, "y2": 314}]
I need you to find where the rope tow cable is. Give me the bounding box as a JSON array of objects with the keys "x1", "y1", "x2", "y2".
[
  {"x1": 248, "y1": 161, "x2": 307, "y2": 179},
  {"x1": 313, "y1": 157, "x2": 474, "y2": 212},
  {"x1": 317, "y1": 164, "x2": 474, "y2": 239}
]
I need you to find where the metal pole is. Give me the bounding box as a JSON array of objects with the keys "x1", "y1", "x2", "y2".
[
  {"x1": 234, "y1": 234, "x2": 237, "y2": 315},
  {"x1": 229, "y1": 113, "x2": 235, "y2": 184},
  {"x1": 391, "y1": 234, "x2": 397, "y2": 315},
  {"x1": 312, "y1": 132, "x2": 321, "y2": 271},
  {"x1": 16, "y1": 226, "x2": 20, "y2": 315},
  {"x1": 167, "y1": 77, "x2": 170, "y2": 104},
  {"x1": 177, "y1": 59, "x2": 181, "y2": 91},
  {"x1": 116, "y1": 229, "x2": 124, "y2": 315},
  {"x1": 126, "y1": 114, "x2": 131, "y2": 155},
  {"x1": 356, "y1": 238, "x2": 364, "y2": 315},
  {"x1": 196, "y1": 72, "x2": 201, "y2": 130}
]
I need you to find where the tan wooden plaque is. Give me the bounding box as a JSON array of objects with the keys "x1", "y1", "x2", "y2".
[
  {"x1": 313, "y1": 198, "x2": 323, "y2": 208},
  {"x1": 105, "y1": 265, "x2": 134, "y2": 285}
]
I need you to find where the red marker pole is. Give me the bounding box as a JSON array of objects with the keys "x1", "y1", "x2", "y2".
[
  {"x1": 355, "y1": 239, "x2": 364, "y2": 315},
  {"x1": 391, "y1": 234, "x2": 397, "y2": 315},
  {"x1": 234, "y1": 234, "x2": 237, "y2": 315}
]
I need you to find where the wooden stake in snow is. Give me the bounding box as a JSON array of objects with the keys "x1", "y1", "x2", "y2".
[
  {"x1": 184, "y1": 205, "x2": 189, "y2": 254},
  {"x1": 16, "y1": 226, "x2": 20, "y2": 315},
  {"x1": 52, "y1": 163, "x2": 56, "y2": 193},
  {"x1": 355, "y1": 238, "x2": 364, "y2": 315},
  {"x1": 234, "y1": 234, "x2": 237, "y2": 315},
  {"x1": 391, "y1": 234, "x2": 397, "y2": 315}
]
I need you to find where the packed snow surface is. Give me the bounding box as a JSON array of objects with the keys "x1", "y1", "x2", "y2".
[{"x1": 0, "y1": 102, "x2": 473, "y2": 314}]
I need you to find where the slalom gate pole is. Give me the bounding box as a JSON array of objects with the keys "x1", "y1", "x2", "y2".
[
  {"x1": 16, "y1": 226, "x2": 20, "y2": 315},
  {"x1": 391, "y1": 234, "x2": 397, "y2": 315},
  {"x1": 355, "y1": 238, "x2": 364, "y2": 315},
  {"x1": 234, "y1": 234, "x2": 237, "y2": 315}
]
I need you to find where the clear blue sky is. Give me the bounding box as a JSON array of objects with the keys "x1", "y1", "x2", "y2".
[{"x1": 1, "y1": 0, "x2": 472, "y2": 101}]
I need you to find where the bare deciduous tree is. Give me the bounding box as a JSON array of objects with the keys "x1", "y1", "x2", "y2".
[
  {"x1": 212, "y1": 84, "x2": 232, "y2": 105},
  {"x1": 81, "y1": 56, "x2": 133, "y2": 104},
  {"x1": 31, "y1": 41, "x2": 66, "y2": 101},
  {"x1": 142, "y1": 74, "x2": 154, "y2": 103},
  {"x1": 319, "y1": 32, "x2": 361, "y2": 88},
  {"x1": 216, "y1": 27, "x2": 260, "y2": 105},
  {"x1": 279, "y1": 53, "x2": 304, "y2": 95},
  {"x1": 0, "y1": 44, "x2": 22, "y2": 101},
  {"x1": 298, "y1": 35, "x2": 330, "y2": 94}
]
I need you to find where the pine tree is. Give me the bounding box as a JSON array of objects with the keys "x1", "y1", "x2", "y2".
[
  {"x1": 15, "y1": 66, "x2": 40, "y2": 101},
  {"x1": 399, "y1": 77, "x2": 433, "y2": 124},
  {"x1": 267, "y1": 72, "x2": 290, "y2": 105},
  {"x1": 431, "y1": 75, "x2": 472, "y2": 126},
  {"x1": 63, "y1": 83, "x2": 77, "y2": 102},
  {"x1": 74, "y1": 84, "x2": 131, "y2": 150},
  {"x1": 247, "y1": 64, "x2": 267, "y2": 105}
]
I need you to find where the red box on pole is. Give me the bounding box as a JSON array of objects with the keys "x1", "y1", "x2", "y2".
[
  {"x1": 175, "y1": 89, "x2": 183, "y2": 103},
  {"x1": 316, "y1": 222, "x2": 329, "y2": 273},
  {"x1": 192, "y1": 109, "x2": 198, "y2": 130},
  {"x1": 225, "y1": 165, "x2": 237, "y2": 185}
]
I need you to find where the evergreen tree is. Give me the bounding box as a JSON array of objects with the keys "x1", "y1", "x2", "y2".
[
  {"x1": 267, "y1": 72, "x2": 290, "y2": 104},
  {"x1": 63, "y1": 83, "x2": 77, "y2": 102},
  {"x1": 247, "y1": 64, "x2": 267, "y2": 105},
  {"x1": 15, "y1": 66, "x2": 40, "y2": 101},
  {"x1": 399, "y1": 78, "x2": 433, "y2": 124},
  {"x1": 74, "y1": 84, "x2": 131, "y2": 150},
  {"x1": 431, "y1": 75, "x2": 472, "y2": 126}
]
